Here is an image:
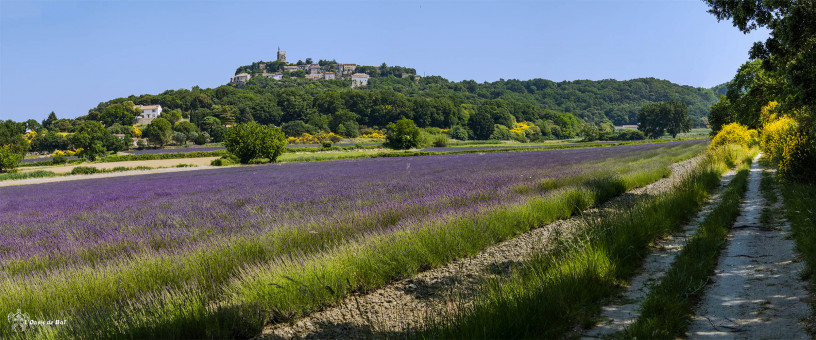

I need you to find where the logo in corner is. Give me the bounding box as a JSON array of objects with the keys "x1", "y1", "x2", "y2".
[{"x1": 7, "y1": 309, "x2": 30, "y2": 332}]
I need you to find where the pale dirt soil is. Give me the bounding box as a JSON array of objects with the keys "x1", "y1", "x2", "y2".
[
  {"x1": 19, "y1": 157, "x2": 219, "y2": 174},
  {"x1": 687, "y1": 156, "x2": 810, "y2": 339},
  {"x1": 257, "y1": 155, "x2": 706, "y2": 340},
  {"x1": 1, "y1": 157, "x2": 220, "y2": 187}
]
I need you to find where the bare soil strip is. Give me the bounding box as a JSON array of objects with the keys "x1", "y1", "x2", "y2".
[
  {"x1": 0, "y1": 162, "x2": 218, "y2": 187},
  {"x1": 581, "y1": 170, "x2": 737, "y2": 338},
  {"x1": 258, "y1": 156, "x2": 705, "y2": 340},
  {"x1": 687, "y1": 156, "x2": 809, "y2": 339}
]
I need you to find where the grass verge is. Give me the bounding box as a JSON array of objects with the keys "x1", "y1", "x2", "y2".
[
  {"x1": 780, "y1": 175, "x2": 816, "y2": 303},
  {"x1": 0, "y1": 170, "x2": 58, "y2": 181}
]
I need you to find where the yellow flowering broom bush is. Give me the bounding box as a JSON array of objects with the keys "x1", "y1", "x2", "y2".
[{"x1": 709, "y1": 123, "x2": 758, "y2": 150}]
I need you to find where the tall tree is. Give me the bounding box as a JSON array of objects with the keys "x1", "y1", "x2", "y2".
[
  {"x1": 144, "y1": 118, "x2": 173, "y2": 147},
  {"x1": 664, "y1": 100, "x2": 692, "y2": 138},
  {"x1": 42, "y1": 112, "x2": 58, "y2": 130}
]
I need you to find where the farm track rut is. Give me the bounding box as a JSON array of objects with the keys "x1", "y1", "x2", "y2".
[
  {"x1": 258, "y1": 155, "x2": 706, "y2": 340},
  {"x1": 687, "y1": 156, "x2": 810, "y2": 339},
  {"x1": 580, "y1": 170, "x2": 737, "y2": 338}
]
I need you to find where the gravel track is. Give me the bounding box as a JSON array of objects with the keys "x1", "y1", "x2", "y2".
[
  {"x1": 581, "y1": 170, "x2": 737, "y2": 338},
  {"x1": 258, "y1": 155, "x2": 707, "y2": 339},
  {"x1": 687, "y1": 156, "x2": 809, "y2": 339}
]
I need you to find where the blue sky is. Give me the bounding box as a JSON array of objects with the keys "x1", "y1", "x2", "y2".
[{"x1": 0, "y1": 0, "x2": 768, "y2": 122}]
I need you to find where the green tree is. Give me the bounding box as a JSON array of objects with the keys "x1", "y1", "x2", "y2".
[
  {"x1": 70, "y1": 121, "x2": 118, "y2": 160},
  {"x1": 705, "y1": 0, "x2": 816, "y2": 112},
  {"x1": 468, "y1": 111, "x2": 494, "y2": 140},
  {"x1": 161, "y1": 110, "x2": 182, "y2": 125},
  {"x1": 0, "y1": 145, "x2": 22, "y2": 173},
  {"x1": 637, "y1": 103, "x2": 666, "y2": 139},
  {"x1": 281, "y1": 120, "x2": 316, "y2": 137},
  {"x1": 224, "y1": 122, "x2": 287, "y2": 163},
  {"x1": 708, "y1": 95, "x2": 735, "y2": 133},
  {"x1": 0, "y1": 120, "x2": 29, "y2": 156},
  {"x1": 172, "y1": 131, "x2": 187, "y2": 145},
  {"x1": 637, "y1": 101, "x2": 691, "y2": 139},
  {"x1": 174, "y1": 121, "x2": 198, "y2": 136},
  {"x1": 664, "y1": 100, "x2": 692, "y2": 138},
  {"x1": 384, "y1": 118, "x2": 421, "y2": 150},
  {"x1": 144, "y1": 118, "x2": 173, "y2": 147},
  {"x1": 42, "y1": 111, "x2": 58, "y2": 130},
  {"x1": 448, "y1": 125, "x2": 469, "y2": 141},
  {"x1": 489, "y1": 124, "x2": 512, "y2": 140},
  {"x1": 89, "y1": 101, "x2": 141, "y2": 126}
]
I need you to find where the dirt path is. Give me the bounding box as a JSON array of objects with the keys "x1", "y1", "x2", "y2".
[
  {"x1": 19, "y1": 157, "x2": 219, "y2": 174},
  {"x1": 687, "y1": 156, "x2": 809, "y2": 339},
  {"x1": 0, "y1": 163, "x2": 219, "y2": 187},
  {"x1": 581, "y1": 170, "x2": 737, "y2": 338},
  {"x1": 258, "y1": 156, "x2": 706, "y2": 340}
]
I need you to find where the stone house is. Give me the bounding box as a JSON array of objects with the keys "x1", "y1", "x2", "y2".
[
  {"x1": 230, "y1": 73, "x2": 251, "y2": 85},
  {"x1": 351, "y1": 73, "x2": 369, "y2": 88}
]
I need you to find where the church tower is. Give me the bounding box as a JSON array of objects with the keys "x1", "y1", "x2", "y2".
[{"x1": 277, "y1": 46, "x2": 287, "y2": 63}]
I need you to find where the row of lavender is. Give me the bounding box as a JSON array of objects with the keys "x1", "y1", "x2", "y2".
[
  {"x1": 0, "y1": 140, "x2": 707, "y2": 338},
  {"x1": 0, "y1": 141, "x2": 703, "y2": 274}
]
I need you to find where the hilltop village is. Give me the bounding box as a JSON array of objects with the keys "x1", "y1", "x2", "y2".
[{"x1": 230, "y1": 47, "x2": 420, "y2": 88}]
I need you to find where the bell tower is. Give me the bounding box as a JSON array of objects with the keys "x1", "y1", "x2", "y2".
[{"x1": 277, "y1": 46, "x2": 287, "y2": 63}]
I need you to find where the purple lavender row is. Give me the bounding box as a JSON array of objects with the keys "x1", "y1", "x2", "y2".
[{"x1": 0, "y1": 141, "x2": 702, "y2": 269}]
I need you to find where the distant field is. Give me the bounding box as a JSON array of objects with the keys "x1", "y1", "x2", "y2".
[
  {"x1": 18, "y1": 157, "x2": 219, "y2": 174},
  {"x1": 0, "y1": 139, "x2": 707, "y2": 339}
]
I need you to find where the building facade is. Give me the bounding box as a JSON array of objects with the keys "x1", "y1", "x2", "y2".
[
  {"x1": 351, "y1": 73, "x2": 369, "y2": 88},
  {"x1": 230, "y1": 73, "x2": 251, "y2": 85}
]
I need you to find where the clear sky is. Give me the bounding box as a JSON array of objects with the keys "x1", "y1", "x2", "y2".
[{"x1": 0, "y1": 0, "x2": 768, "y2": 122}]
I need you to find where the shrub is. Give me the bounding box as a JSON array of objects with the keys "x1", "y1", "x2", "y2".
[
  {"x1": 777, "y1": 131, "x2": 816, "y2": 181},
  {"x1": 321, "y1": 141, "x2": 333, "y2": 148},
  {"x1": 432, "y1": 134, "x2": 449, "y2": 147},
  {"x1": 211, "y1": 156, "x2": 238, "y2": 166},
  {"x1": 225, "y1": 122, "x2": 286, "y2": 163},
  {"x1": 448, "y1": 125, "x2": 469, "y2": 141},
  {"x1": 761, "y1": 116, "x2": 797, "y2": 165},
  {"x1": 614, "y1": 129, "x2": 646, "y2": 141},
  {"x1": 489, "y1": 124, "x2": 512, "y2": 140},
  {"x1": 512, "y1": 132, "x2": 528, "y2": 143},
  {"x1": 709, "y1": 123, "x2": 757, "y2": 150},
  {"x1": 52, "y1": 154, "x2": 67, "y2": 164},
  {"x1": 194, "y1": 132, "x2": 210, "y2": 145},
  {"x1": 384, "y1": 118, "x2": 421, "y2": 150},
  {"x1": 0, "y1": 145, "x2": 22, "y2": 173},
  {"x1": 71, "y1": 166, "x2": 99, "y2": 175}
]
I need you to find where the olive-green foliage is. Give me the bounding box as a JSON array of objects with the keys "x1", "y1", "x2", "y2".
[
  {"x1": 71, "y1": 166, "x2": 99, "y2": 175},
  {"x1": 70, "y1": 121, "x2": 123, "y2": 160},
  {"x1": 432, "y1": 134, "x2": 449, "y2": 147},
  {"x1": 384, "y1": 118, "x2": 421, "y2": 150},
  {"x1": 638, "y1": 100, "x2": 691, "y2": 139},
  {"x1": 224, "y1": 122, "x2": 286, "y2": 163},
  {"x1": 0, "y1": 170, "x2": 57, "y2": 181},
  {"x1": 145, "y1": 118, "x2": 173, "y2": 147},
  {"x1": 448, "y1": 125, "x2": 469, "y2": 140},
  {"x1": 174, "y1": 121, "x2": 198, "y2": 136},
  {"x1": 489, "y1": 124, "x2": 512, "y2": 140},
  {"x1": 468, "y1": 111, "x2": 494, "y2": 140},
  {"x1": 0, "y1": 145, "x2": 22, "y2": 173}
]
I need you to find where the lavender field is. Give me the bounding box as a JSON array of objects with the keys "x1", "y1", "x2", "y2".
[{"x1": 0, "y1": 140, "x2": 706, "y2": 338}]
